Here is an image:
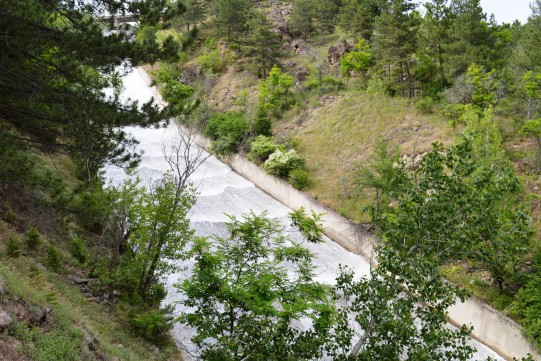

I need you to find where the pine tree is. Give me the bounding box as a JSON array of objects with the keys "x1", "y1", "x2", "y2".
[
  {"x1": 416, "y1": 0, "x2": 454, "y2": 93},
  {"x1": 241, "y1": 10, "x2": 282, "y2": 78},
  {"x1": 0, "y1": 0, "x2": 184, "y2": 179},
  {"x1": 338, "y1": 0, "x2": 387, "y2": 40},
  {"x1": 445, "y1": 0, "x2": 495, "y2": 78},
  {"x1": 214, "y1": 0, "x2": 251, "y2": 42},
  {"x1": 289, "y1": 0, "x2": 315, "y2": 40},
  {"x1": 373, "y1": 0, "x2": 419, "y2": 97}
]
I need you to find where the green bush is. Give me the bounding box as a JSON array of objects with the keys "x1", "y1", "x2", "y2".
[
  {"x1": 4, "y1": 203, "x2": 16, "y2": 222},
  {"x1": 249, "y1": 136, "x2": 283, "y2": 163},
  {"x1": 7, "y1": 236, "x2": 21, "y2": 258},
  {"x1": 205, "y1": 112, "x2": 249, "y2": 155},
  {"x1": 263, "y1": 149, "x2": 305, "y2": 179},
  {"x1": 415, "y1": 97, "x2": 435, "y2": 114},
  {"x1": 46, "y1": 245, "x2": 61, "y2": 271},
  {"x1": 514, "y1": 274, "x2": 541, "y2": 348},
  {"x1": 33, "y1": 327, "x2": 83, "y2": 361},
  {"x1": 197, "y1": 48, "x2": 225, "y2": 74},
  {"x1": 253, "y1": 106, "x2": 272, "y2": 136},
  {"x1": 70, "y1": 235, "x2": 88, "y2": 264},
  {"x1": 259, "y1": 66, "x2": 295, "y2": 115},
  {"x1": 306, "y1": 75, "x2": 345, "y2": 92},
  {"x1": 129, "y1": 308, "x2": 173, "y2": 344},
  {"x1": 288, "y1": 169, "x2": 311, "y2": 190},
  {"x1": 25, "y1": 227, "x2": 42, "y2": 249}
]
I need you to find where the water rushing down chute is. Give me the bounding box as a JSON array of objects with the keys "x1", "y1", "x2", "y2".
[{"x1": 104, "y1": 69, "x2": 503, "y2": 360}]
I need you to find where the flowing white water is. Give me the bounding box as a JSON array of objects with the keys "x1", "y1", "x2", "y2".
[{"x1": 104, "y1": 69, "x2": 503, "y2": 360}]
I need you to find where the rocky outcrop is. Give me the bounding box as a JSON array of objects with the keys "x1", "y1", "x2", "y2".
[
  {"x1": 328, "y1": 40, "x2": 351, "y2": 66},
  {"x1": 266, "y1": 0, "x2": 292, "y2": 38},
  {"x1": 290, "y1": 39, "x2": 311, "y2": 56},
  {"x1": 0, "y1": 309, "x2": 13, "y2": 331}
]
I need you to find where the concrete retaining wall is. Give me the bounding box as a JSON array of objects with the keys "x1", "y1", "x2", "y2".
[
  {"x1": 224, "y1": 153, "x2": 540, "y2": 361},
  {"x1": 136, "y1": 67, "x2": 540, "y2": 361}
]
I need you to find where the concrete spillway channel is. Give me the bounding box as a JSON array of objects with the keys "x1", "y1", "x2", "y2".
[{"x1": 104, "y1": 69, "x2": 512, "y2": 360}]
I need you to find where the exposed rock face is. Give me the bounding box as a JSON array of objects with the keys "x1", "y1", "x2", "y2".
[
  {"x1": 328, "y1": 40, "x2": 351, "y2": 66},
  {"x1": 0, "y1": 309, "x2": 13, "y2": 331},
  {"x1": 290, "y1": 39, "x2": 311, "y2": 56},
  {"x1": 265, "y1": 0, "x2": 292, "y2": 38},
  {"x1": 178, "y1": 64, "x2": 203, "y2": 86},
  {"x1": 295, "y1": 67, "x2": 310, "y2": 83}
]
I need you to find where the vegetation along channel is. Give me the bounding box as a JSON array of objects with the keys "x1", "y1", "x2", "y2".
[{"x1": 1, "y1": 0, "x2": 541, "y2": 360}]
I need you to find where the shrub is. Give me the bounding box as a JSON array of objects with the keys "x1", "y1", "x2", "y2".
[
  {"x1": 306, "y1": 75, "x2": 345, "y2": 92},
  {"x1": 46, "y1": 245, "x2": 61, "y2": 271},
  {"x1": 197, "y1": 48, "x2": 225, "y2": 74},
  {"x1": 25, "y1": 227, "x2": 42, "y2": 249},
  {"x1": 205, "y1": 112, "x2": 250, "y2": 155},
  {"x1": 249, "y1": 136, "x2": 282, "y2": 163},
  {"x1": 4, "y1": 203, "x2": 16, "y2": 222},
  {"x1": 288, "y1": 169, "x2": 311, "y2": 190},
  {"x1": 263, "y1": 149, "x2": 305, "y2": 179},
  {"x1": 415, "y1": 97, "x2": 435, "y2": 114},
  {"x1": 259, "y1": 66, "x2": 295, "y2": 115},
  {"x1": 513, "y1": 273, "x2": 541, "y2": 348},
  {"x1": 130, "y1": 308, "x2": 173, "y2": 344},
  {"x1": 33, "y1": 327, "x2": 83, "y2": 361},
  {"x1": 7, "y1": 236, "x2": 21, "y2": 258},
  {"x1": 253, "y1": 106, "x2": 272, "y2": 136},
  {"x1": 70, "y1": 235, "x2": 88, "y2": 264}
]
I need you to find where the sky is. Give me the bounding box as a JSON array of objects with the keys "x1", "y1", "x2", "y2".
[{"x1": 479, "y1": 0, "x2": 531, "y2": 24}]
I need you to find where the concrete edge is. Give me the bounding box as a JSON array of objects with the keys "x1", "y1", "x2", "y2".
[{"x1": 135, "y1": 66, "x2": 541, "y2": 361}]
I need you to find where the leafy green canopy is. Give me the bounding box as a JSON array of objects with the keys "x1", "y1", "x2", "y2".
[
  {"x1": 178, "y1": 209, "x2": 333, "y2": 360},
  {"x1": 0, "y1": 0, "x2": 183, "y2": 178}
]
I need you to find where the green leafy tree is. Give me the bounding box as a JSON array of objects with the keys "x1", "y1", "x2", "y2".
[
  {"x1": 523, "y1": 71, "x2": 541, "y2": 120},
  {"x1": 253, "y1": 106, "x2": 273, "y2": 137},
  {"x1": 25, "y1": 226, "x2": 42, "y2": 249},
  {"x1": 249, "y1": 135, "x2": 282, "y2": 163},
  {"x1": 354, "y1": 137, "x2": 400, "y2": 220},
  {"x1": 513, "y1": 2, "x2": 541, "y2": 71},
  {"x1": 466, "y1": 63, "x2": 497, "y2": 111},
  {"x1": 376, "y1": 114, "x2": 532, "y2": 290},
  {"x1": 115, "y1": 174, "x2": 197, "y2": 304},
  {"x1": 263, "y1": 149, "x2": 305, "y2": 179},
  {"x1": 7, "y1": 236, "x2": 21, "y2": 258},
  {"x1": 177, "y1": 210, "x2": 334, "y2": 360},
  {"x1": 204, "y1": 112, "x2": 250, "y2": 155},
  {"x1": 258, "y1": 65, "x2": 295, "y2": 115},
  {"x1": 0, "y1": 0, "x2": 184, "y2": 180},
  {"x1": 521, "y1": 118, "x2": 541, "y2": 173},
  {"x1": 340, "y1": 39, "x2": 373, "y2": 87},
  {"x1": 47, "y1": 245, "x2": 61, "y2": 271},
  {"x1": 179, "y1": 0, "x2": 207, "y2": 31},
  {"x1": 329, "y1": 247, "x2": 474, "y2": 360}
]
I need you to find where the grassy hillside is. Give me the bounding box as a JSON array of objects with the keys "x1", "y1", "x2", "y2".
[{"x1": 0, "y1": 154, "x2": 181, "y2": 361}]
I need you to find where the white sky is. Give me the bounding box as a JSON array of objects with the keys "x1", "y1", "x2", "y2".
[{"x1": 479, "y1": 0, "x2": 531, "y2": 24}]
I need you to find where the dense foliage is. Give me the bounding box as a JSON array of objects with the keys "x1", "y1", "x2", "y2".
[{"x1": 0, "y1": 0, "x2": 183, "y2": 180}]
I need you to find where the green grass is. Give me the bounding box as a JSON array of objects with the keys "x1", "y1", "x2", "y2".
[
  {"x1": 0, "y1": 255, "x2": 181, "y2": 361},
  {"x1": 280, "y1": 90, "x2": 452, "y2": 222},
  {"x1": 441, "y1": 263, "x2": 515, "y2": 315}
]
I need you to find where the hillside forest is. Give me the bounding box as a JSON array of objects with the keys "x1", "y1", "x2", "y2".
[{"x1": 1, "y1": 0, "x2": 541, "y2": 360}]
